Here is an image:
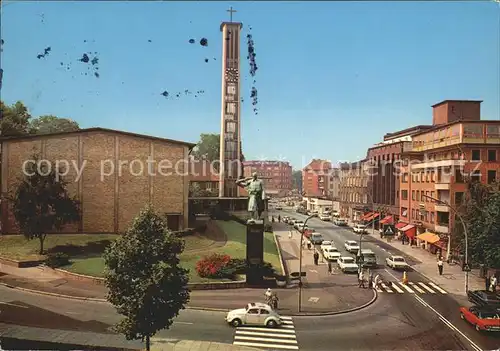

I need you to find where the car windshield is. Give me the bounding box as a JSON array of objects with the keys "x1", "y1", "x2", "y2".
[
  {"x1": 481, "y1": 312, "x2": 500, "y2": 319},
  {"x1": 322, "y1": 241, "x2": 331, "y2": 246},
  {"x1": 393, "y1": 257, "x2": 405, "y2": 262},
  {"x1": 343, "y1": 258, "x2": 355, "y2": 263},
  {"x1": 328, "y1": 248, "x2": 338, "y2": 252}
]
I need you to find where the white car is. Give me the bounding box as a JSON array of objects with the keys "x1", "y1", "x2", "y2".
[
  {"x1": 386, "y1": 255, "x2": 409, "y2": 270},
  {"x1": 344, "y1": 240, "x2": 360, "y2": 253},
  {"x1": 338, "y1": 256, "x2": 359, "y2": 273},
  {"x1": 353, "y1": 224, "x2": 368, "y2": 234},
  {"x1": 320, "y1": 241, "x2": 333, "y2": 253},
  {"x1": 288, "y1": 218, "x2": 297, "y2": 225},
  {"x1": 296, "y1": 223, "x2": 309, "y2": 232},
  {"x1": 293, "y1": 220, "x2": 304, "y2": 229},
  {"x1": 226, "y1": 302, "x2": 283, "y2": 328},
  {"x1": 319, "y1": 214, "x2": 331, "y2": 221},
  {"x1": 334, "y1": 219, "x2": 348, "y2": 226},
  {"x1": 324, "y1": 247, "x2": 341, "y2": 261}
]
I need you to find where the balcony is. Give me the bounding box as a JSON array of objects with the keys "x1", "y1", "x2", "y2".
[
  {"x1": 435, "y1": 183, "x2": 450, "y2": 190},
  {"x1": 435, "y1": 224, "x2": 449, "y2": 234},
  {"x1": 411, "y1": 160, "x2": 465, "y2": 170},
  {"x1": 435, "y1": 204, "x2": 449, "y2": 212}
]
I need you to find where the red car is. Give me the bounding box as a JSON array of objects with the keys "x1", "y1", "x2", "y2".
[{"x1": 460, "y1": 306, "x2": 500, "y2": 332}]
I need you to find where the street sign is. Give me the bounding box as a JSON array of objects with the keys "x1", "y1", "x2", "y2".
[
  {"x1": 464, "y1": 264, "x2": 471, "y2": 272},
  {"x1": 383, "y1": 224, "x2": 396, "y2": 236}
]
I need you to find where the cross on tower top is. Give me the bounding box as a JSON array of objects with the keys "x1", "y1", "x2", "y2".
[{"x1": 227, "y1": 7, "x2": 237, "y2": 22}]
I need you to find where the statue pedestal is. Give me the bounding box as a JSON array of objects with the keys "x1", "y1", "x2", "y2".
[{"x1": 246, "y1": 220, "x2": 264, "y2": 286}]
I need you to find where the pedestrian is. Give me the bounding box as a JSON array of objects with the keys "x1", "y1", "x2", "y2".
[
  {"x1": 490, "y1": 276, "x2": 498, "y2": 293},
  {"x1": 272, "y1": 216, "x2": 275, "y2": 223},
  {"x1": 265, "y1": 288, "x2": 273, "y2": 304},
  {"x1": 278, "y1": 215, "x2": 281, "y2": 223},
  {"x1": 368, "y1": 271, "x2": 373, "y2": 288},
  {"x1": 313, "y1": 251, "x2": 319, "y2": 265},
  {"x1": 271, "y1": 293, "x2": 279, "y2": 309},
  {"x1": 358, "y1": 270, "x2": 365, "y2": 288},
  {"x1": 437, "y1": 258, "x2": 444, "y2": 275},
  {"x1": 307, "y1": 242, "x2": 312, "y2": 250},
  {"x1": 486, "y1": 275, "x2": 490, "y2": 292},
  {"x1": 373, "y1": 274, "x2": 380, "y2": 289},
  {"x1": 289, "y1": 230, "x2": 293, "y2": 239},
  {"x1": 328, "y1": 261, "x2": 332, "y2": 274}
]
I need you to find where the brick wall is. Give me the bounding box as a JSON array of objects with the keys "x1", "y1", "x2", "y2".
[{"x1": 1, "y1": 130, "x2": 189, "y2": 234}]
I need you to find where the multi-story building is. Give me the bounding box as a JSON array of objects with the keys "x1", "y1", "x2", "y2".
[
  {"x1": 328, "y1": 167, "x2": 341, "y2": 200},
  {"x1": 243, "y1": 160, "x2": 292, "y2": 197},
  {"x1": 189, "y1": 158, "x2": 219, "y2": 196},
  {"x1": 339, "y1": 160, "x2": 369, "y2": 221},
  {"x1": 302, "y1": 159, "x2": 331, "y2": 197},
  {"x1": 365, "y1": 125, "x2": 434, "y2": 226},
  {"x1": 399, "y1": 100, "x2": 500, "y2": 259}
]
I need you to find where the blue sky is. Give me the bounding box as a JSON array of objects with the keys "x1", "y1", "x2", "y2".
[{"x1": 1, "y1": 1, "x2": 499, "y2": 169}]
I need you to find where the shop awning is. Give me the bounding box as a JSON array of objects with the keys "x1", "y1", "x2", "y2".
[
  {"x1": 401, "y1": 225, "x2": 417, "y2": 238},
  {"x1": 417, "y1": 232, "x2": 440, "y2": 244},
  {"x1": 379, "y1": 215, "x2": 393, "y2": 225},
  {"x1": 361, "y1": 212, "x2": 373, "y2": 220},
  {"x1": 433, "y1": 240, "x2": 447, "y2": 250},
  {"x1": 395, "y1": 222, "x2": 408, "y2": 229},
  {"x1": 365, "y1": 213, "x2": 380, "y2": 222},
  {"x1": 400, "y1": 224, "x2": 415, "y2": 232}
]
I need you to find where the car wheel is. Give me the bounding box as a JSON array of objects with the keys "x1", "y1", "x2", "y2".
[
  {"x1": 475, "y1": 324, "x2": 481, "y2": 332},
  {"x1": 266, "y1": 320, "x2": 277, "y2": 328},
  {"x1": 460, "y1": 313, "x2": 465, "y2": 320},
  {"x1": 231, "y1": 319, "x2": 242, "y2": 327}
]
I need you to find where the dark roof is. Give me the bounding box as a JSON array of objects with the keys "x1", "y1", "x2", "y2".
[
  {"x1": 431, "y1": 99, "x2": 483, "y2": 108},
  {"x1": 0, "y1": 127, "x2": 197, "y2": 148},
  {"x1": 383, "y1": 125, "x2": 434, "y2": 141}
]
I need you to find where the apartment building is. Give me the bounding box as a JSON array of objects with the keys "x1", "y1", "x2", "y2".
[
  {"x1": 399, "y1": 100, "x2": 500, "y2": 258},
  {"x1": 339, "y1": 160, "x2": 369, "y2": 221},
  {"x1": 328, "y1": 167, "x2": 341, "y2": 200},
  {"x1": 302, "y1": 159, "x2": 331, "y2": 197},
  {"x1": 243, "y1": 160, "x2": 292, "y2": 197}
]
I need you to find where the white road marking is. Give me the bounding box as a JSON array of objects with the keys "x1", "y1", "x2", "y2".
[
  {"x1": 419, "y1": 282, "x2": 435, "y2": 293},
  {"x1": 234, "y1": 336, "x2": 298, "y2": 344},
  {"x1": 396, "y1": 282, "x2": 415, "y2": 293},
  {"x1": 280, "y1": 316, "x2": 293, "y2": 321},
  {"x1": 391, "y1": 283, "x2": 405, "y2": 293},
  {"x1": 381, "y1": 283, "x2": 394, "y2": 293},
  {"x1": 235, "y1": 330, "x2": 296, "y2": 339},
  {"x1": 282, "y1": 320, "x2": 294, "y2": 325},
  {"x1": 173, "y1": 321, "x2": 193, "y2": 325},
  {"x1": 234, "y1": 341, "x2": 299, "y2": 350},
  {"x1": 0, "y1": 302, "x2": 28, "y2": 308},
  {"x1": 281, "y1": 325, "x2": 295, "y2": 329},
  {"x1": 308, "y1": 297, "x2": 319, "y2": 303},
  {"x1": 429, "y1": 282, "x2": 447, "y2": 294},
  {"x1": 414, "y1": 294, "x2": 482, "y2": 351},
  {"x1": 309, "y1": 269, "x2": 318, "y2": 273},
  {"x1": 238, "y1": 327, "x2": 295, "y2": 334},
  {"x1": 409, "y1": 282, "x2": 426, "y2": 293}
]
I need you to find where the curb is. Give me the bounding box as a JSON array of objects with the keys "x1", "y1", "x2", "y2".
[{"x1": 0, "y1": 282, "x2": 378, "y2": 317}]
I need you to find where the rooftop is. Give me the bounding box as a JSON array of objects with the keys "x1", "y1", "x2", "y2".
[{"x1": 431, "y1": 99, "x2": 483, "y2": 108}]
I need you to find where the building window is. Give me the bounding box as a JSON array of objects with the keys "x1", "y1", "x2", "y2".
[
  {"x1": 430, "y1": 191, "x2": 435, "y2": 201},
  {"x1": 471, "y1": 150, "x2": 481, "y2": 161},
  {"x1": 412, "y1": 190, "x2": 415, "y2": 200},
  {"x1": 455, "y1": 192, "x2": 464, "y2": 205},
  {"x1": 227, "y1": 83, "x2": 236, "y2": 95},
  {"x1": 487, "y1": 170, "x2": 497, "y2": 184},
  {"x1": 455, "y1": 169, "x2": 464, "y2": 183},
  {"x1": 416, "y1": 190, "x2": 420, "y2": 201},
  {"x1": 402, "y1": 173, "x2": 408, "y2": 183},
  {"x1": 488, "y1": 150, "x2": 497, "y2": 162},
  {"x1": 430, "y1": 212, "x2": 435, "y2": 224},
  {"x1": 226, "y1": 102, "x2": 236, "y2": 114},
  {"x1": 401, "y1": 190, "x2": 408, "y2": 200}
]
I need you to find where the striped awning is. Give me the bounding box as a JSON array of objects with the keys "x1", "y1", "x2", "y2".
[
  {"x1": 361, "y1": 212, "x2": 373, "y2": 220},
  {"x1": 417, "y1": 232, "x2": 440, "y2": 244},
  {"x1": 400, "y1": 224, "x2": 415, "y2": 232},
  {"x1": 395, "y1": 222, "x2": 408, "y2": 229},
  {"x1": 379, "y1": 215, "x2": 393, "y2": 225},
  {"x1": 365, "y1": 213, "x2": 380, "y2": 222}
]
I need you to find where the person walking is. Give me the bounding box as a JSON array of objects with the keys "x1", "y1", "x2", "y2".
[
  {"x1": 368, "y1": 271, "x2": 373, "y2": 289},
  {"x1": 490, "y1": 275, "x2": 498, "y2": 293},
  {"x1": 373, "y1": 274, "x2": 380, "y2": 289},
  {"x1": 437, "y1": 258, "x2": 444, "y2": 275},
  {"x1": 313, "y1": 251, "x2": 319, "y2": 265},
  {"x1": 485, "y1": 275, "x2": 491, "y2": 292},
  {"x1": 327, "y1": 261, "x2": 332, "y2": 274},
  {"x1": 271, "y1": 293, "x2": 279, "y2": 309},
  {"x1": 358, "y1": 270, "x2": 365, "y2": 288},
  {"x1": 278, "y1": 215, "x2": 281, "y2": 223},
  {"x1": 265, "y1": 288, "x2": 273, "y2": 304},
  {"x1": 289, "y1": 230, "x2": 293, "y2": 239}
]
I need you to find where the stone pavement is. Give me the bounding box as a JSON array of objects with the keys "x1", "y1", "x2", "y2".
[
  {"x1": 346, "y1": 221, "x2": 485, "y2": 297},
  {"x1": 0, "y1": 323, "x2": 258, "y2": 351}
]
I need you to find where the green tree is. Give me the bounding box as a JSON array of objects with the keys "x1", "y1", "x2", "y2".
[
  {"x1": 191, "y1": 133, "x2": 220, "y2": 162},
  {"x1": 457, "y1": 182, "x2": 500, "y2": 268},
  {"x1": 104, "y1": 207, "x2": 190, "y2": 351},
  {"x1": 30, "y1": 115, "x2": 80, "y2": 134},
  {"x1": 10, "y1": 155, "x2": 81, "y2": 254},
  {"x1": 0, "y1": 100, "x2": 32, "y2": 136}
]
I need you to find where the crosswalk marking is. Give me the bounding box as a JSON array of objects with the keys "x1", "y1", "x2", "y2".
[
  {"x1": 233, "y1": 316, "x2": 299, "y2": 350},
  {"x1": 429, "y1": 282, "x2": 447, "y2": 294},
  {"x1": 377, "y1": 281, "x2": 447, "y2": 295},
  {"x1": 418, "y1": 282, "x2": 435, "y2": 293},
  {"x1": 409, "y1": 282, "x2": 426, "y2": 293}
]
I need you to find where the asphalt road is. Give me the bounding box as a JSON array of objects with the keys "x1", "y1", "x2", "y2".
[{"x1": 275, "y1": 208, "x2": 500, "y2": 351}]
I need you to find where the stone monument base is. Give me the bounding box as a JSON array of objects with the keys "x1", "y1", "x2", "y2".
[{"x1": 246, "y1": 220, "x2": 265, "y2": 286}]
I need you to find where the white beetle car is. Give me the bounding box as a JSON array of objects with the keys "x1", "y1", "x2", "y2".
[
  {"x1": 324, "y1": 247, "x2": 341, "y2": 261},
  {"x1": 226, "y1": 302, "x2": 283, "y2": 328},
  {"x1": 386, "y1": 255, "x2": 409, "y2": 270},
  {"x1": 344, "y1": 240, "x2": 360, "y2": 253},
  {"x1": 338, "y1": 256, "x2": 359, "y2": 273},
  {"x1": 320, "y1": 241, "x2": 333, "y2": 253}
]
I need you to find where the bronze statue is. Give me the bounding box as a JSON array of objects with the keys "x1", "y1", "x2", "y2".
[{"x1": 236, "y1": 172, "x2": 266, "y2": 221}]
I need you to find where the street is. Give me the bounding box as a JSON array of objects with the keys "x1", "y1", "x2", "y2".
[{"x1": 273, "y1": 208, "x2": 500, "y2": 351}]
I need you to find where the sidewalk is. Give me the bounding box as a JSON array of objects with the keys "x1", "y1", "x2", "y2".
[
  {"x1": 346, "y1": 221, "x2": 484, "y2": 297},
  {"x1": 0, "y1": 323, "x2": 258, "y2": 351}
]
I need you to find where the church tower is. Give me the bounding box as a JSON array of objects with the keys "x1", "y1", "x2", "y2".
[{"x1": 219, "y1": 8, "x2": 243, "y2": 198}]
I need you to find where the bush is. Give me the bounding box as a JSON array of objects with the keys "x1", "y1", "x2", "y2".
[
  {"x1": 196, "y1": 253, "x2": 231, "y2": 278},
  {"x1": 247, "y1": 262, "x2": 276, "y2": 278},
  {"x1": 45, "y1": 252, "x2": 70, "y2": 268}
]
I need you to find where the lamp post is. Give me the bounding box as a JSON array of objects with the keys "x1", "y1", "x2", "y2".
[
  {"x1": 298, "y1": 214, "x2": 315, "y2": 312},
  {"x1": 421, "y1": 194, "x2": 469, "y2": 293}
]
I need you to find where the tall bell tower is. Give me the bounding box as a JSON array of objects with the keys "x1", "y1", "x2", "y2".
[{"x1": 219, "y1": 7, "x2": 243, "y2": 198}]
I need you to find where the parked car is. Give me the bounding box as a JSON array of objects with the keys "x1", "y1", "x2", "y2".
[
  {"x1": 282, "y1": 216, "x2": 290, "y2": 223},
  {"x1": 324, "y1": 247, "x2": 341, "y2": 261},
  {"x1": 338, "y1": 256, "x2": 359, "y2": 273},
  {"x1": 344, "y1": 240, "x2": 360, "y2": 253},
  {"x1": 293, "y1": 220, "x2": 304, "y2": 229},
  {"x1": 320, "y1": 241, "x2": 333, "y2": 253},
  {"x1": 275, "y1": 206, "x2": 282, "y2": 210},
  {"x1": 310, "y1": 233, "x2": 324, "y2": 245},
  {"x1": 459, "y1": 306, "x2": 500, "y2": 332},
  {"x1": 296, "y1": 223, "x2": 309, "y2": 232},
  {"x1": 386, "y1": 255, "x2": 409, "y2": 270},
  {"x1": 226, "y1": 302, "x2": 283, "y2": 328},
  {"x1": 467, "y1": 290, "x2": 500, "y2": 308},
  {"x1": 353, "y1": 224, "x2": 368, "y2": 234},
  {"x1": 319, "y1": 213, "x2": 331, "y2": 221},
  {"x1": 334, "y1": 219, "x2": 348, "y2": 226},
  {"x1": 288, "y1": 218, "x2": 297, "y2": 225}
]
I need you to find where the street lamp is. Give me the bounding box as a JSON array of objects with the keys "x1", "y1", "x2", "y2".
[
  {"x1": 421, "y1": 194, "x2": 469, "y2": 293},
  {"x1": 298, "y1": 214, "x2": 315, "y2": 312}
]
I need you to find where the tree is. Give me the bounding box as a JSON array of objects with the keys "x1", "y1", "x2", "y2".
[
  {"x1": 191, "y1": 133, "x2": 220, "y2": 162},
  {"x1": 104, "y1": 207, "x2": 190, "y2": 351},
  {"x1": 0, "y1": 100, "x2": 32, "y2": 136},
  {"x1": 457, "y1": 182, "x2": 500, "y2": 268},
  {"x1": 30, "y1": 115, "x2": 80, "y2": 134},
  {"x1": 10, "y1": 155, "x2": 81, "y2": 254}
]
